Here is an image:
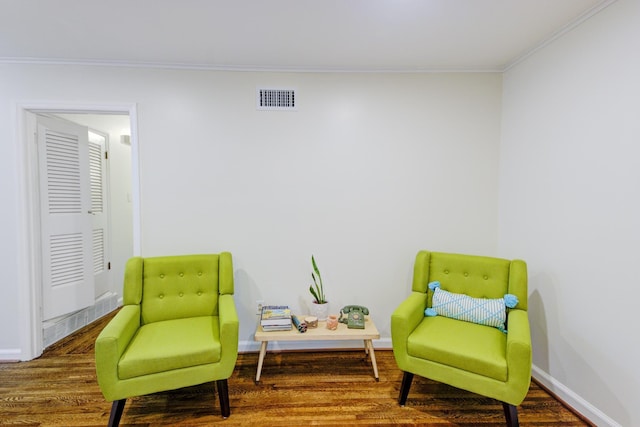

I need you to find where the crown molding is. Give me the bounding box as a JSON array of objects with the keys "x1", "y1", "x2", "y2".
[
  {"x1": 504, "y1": 0, "x2": 619, "y2": 72},
  {"x1": 0, "y1": 56, "x2": 502, "y2": 74}
]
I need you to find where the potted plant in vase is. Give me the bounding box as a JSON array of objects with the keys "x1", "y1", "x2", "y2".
[{"x1": 309, "y1": 255, "x2": 329, "y2": 321}]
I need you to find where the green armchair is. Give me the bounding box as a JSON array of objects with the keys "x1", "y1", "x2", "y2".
[
  {"x1": 95, "y1": 253, "x2": 239, "y2": 426},
  {"x1": 391, "y1": 251, "x2": 531, "y2": 426}
]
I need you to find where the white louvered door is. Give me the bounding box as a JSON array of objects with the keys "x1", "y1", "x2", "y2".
[
  {"x1": 38, "y1": 116, "x2": 94, "y2": 320},
  {"x1": 88, "y1": 131, "x2": 109, "y2": 297}
]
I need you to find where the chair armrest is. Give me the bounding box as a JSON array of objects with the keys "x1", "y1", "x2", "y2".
[
  {"x1": 391, "y1": 292, "x2": 428, "y2": 365},
  {"x1": 505, "y1": 309, "x2": 532, "y2": 402},
  {"x1": 218, "y1": 294, "x2": 239, "y2": 375},
  {"x1": 95, "y1": 305, "x2": 140, "y2": 400}
]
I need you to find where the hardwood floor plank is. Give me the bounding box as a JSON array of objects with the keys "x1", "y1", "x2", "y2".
[{"x1": 0, "y1": 311, "x2": 591, "y2": 426}]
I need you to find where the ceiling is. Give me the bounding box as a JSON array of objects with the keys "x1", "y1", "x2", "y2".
[{"x1": 0, "y1": 0, "x2": 615, "y2": 72}]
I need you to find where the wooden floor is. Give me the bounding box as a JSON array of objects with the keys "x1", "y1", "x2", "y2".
[{"x1": 0, "y1": 312, "x2": 590, "y2": 426}]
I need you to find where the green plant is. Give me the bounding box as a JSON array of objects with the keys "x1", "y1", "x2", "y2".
[{"x1": 308, "y1": 255, "x2": 327, "y2": 304}]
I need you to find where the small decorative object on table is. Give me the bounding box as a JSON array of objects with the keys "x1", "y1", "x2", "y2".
[
  {"x1": 304, "y1": 316, "x2": 318, "y2": 328},
  {"x1": 292, "y1": 315, "x2": 307, "y2": 333},
  {"x1": 326, "y1": 314, "x2": 339, "y2": 330}
]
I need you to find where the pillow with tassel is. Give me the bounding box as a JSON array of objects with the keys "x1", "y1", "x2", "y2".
[{"x1": 424, "y1": 281, "x2": 518, "y2": 333}]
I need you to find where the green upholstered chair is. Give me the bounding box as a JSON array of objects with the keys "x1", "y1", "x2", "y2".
[
  {"x1": 95, "y1": 253, "x2": 239, "y2": 426},
  {"x1": 391, "y1": 251, "x2": 531, "y2": 427}
]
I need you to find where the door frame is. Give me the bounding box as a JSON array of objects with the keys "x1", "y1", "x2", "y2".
[{"x1": 15, "y1": 102, "x2": 141, "y2": 360}]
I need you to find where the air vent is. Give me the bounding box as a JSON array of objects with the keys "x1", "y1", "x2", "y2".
[{"x1": 257, "y1": 88, "x2": 297, "y2": 111}]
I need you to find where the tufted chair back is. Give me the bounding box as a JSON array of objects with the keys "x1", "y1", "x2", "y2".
[
  {"x1": 122, "y1": 253, "x2": 234, "y2": 325},
  {"x1": 411, "y1": 251, "x2": 527, "y2": 311}
]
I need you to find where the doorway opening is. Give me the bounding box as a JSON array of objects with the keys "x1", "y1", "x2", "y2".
[{"x1": 17, "y1": 103, "x2": 140, "y2": 360}]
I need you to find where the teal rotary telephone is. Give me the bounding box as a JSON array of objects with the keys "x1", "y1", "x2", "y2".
[{"x1": 339, "y1": 305, "x2": 369, "y2": 329}]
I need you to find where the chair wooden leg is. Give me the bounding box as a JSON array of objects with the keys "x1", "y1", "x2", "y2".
[
  {"x1": 107, "y1": 399, "x2": 126, "y2": 427},
  {"x1": 398, "y1": 371, "x2": 414, "y2": 406},
  {"x1": 502, "y1": 402, "x2": 519, "y2": 427},
  {"x1": 216, "y1": 379, "x2": 231, "y2": 418}
]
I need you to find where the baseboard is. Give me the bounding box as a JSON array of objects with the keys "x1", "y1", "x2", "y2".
[
  {"x1": 239, "y1": 337, "x2": 392, "y2": 353},
  {"x1": 0, "y1": 348, "x2": 22, "y2": 362},
  {"x1": 42, "y1": 292, "x2": 120, "y2": 349},
  {"x1": 531, "y1": 364, "x2": 621, "y2": 427}
]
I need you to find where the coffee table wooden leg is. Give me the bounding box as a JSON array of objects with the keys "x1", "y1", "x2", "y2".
[
  {"x1": 365, "y1": 339, "x2": 379, "y2": 381},
  {"x1": 256, "y1": 341, "x2": 268, "y2": 383}
]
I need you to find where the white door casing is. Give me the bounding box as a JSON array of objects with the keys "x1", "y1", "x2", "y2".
[{"x1": 37, "y1": 115, "x2": 95, "y2": 320}]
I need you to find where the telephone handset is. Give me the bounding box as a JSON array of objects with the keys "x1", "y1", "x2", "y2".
[{"x1": 339, "y1": 305, "x2": 369, "y2": 329}]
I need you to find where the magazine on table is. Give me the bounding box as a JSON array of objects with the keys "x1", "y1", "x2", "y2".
[{"x1": 260, "y1": 305, "x2": 292, "y2": 328}]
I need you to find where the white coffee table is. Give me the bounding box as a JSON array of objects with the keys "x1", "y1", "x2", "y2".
[{"x1": 254, "y1": 317, "x2": 380, "y2": 382}]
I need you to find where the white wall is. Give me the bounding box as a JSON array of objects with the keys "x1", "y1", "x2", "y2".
[
  {"x1": 499, "y1": 0, "x2": 640, "y2": 425},
  {"x1": 0, "y1": 65, "x2": 502, "y2": 358}
]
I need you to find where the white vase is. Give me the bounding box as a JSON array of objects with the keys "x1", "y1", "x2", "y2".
[{"x1": 310, "y1": 302, "x2": 329, "y2": 321}]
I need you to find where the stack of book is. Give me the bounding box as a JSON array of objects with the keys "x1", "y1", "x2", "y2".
[{"x1": 260, "y1": 305, "x2": 292, "y2": 331}]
